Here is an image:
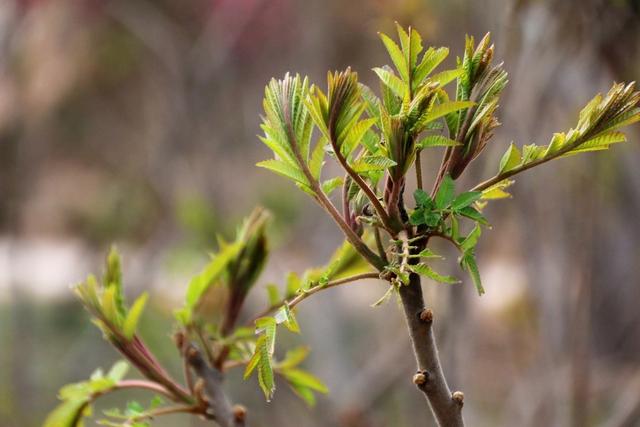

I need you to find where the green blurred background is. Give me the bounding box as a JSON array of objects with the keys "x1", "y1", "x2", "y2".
[{"x1": 1, "y1": 0, "x2": 640, "y2": 426}]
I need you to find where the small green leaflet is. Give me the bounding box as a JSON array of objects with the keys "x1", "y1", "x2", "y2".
[
  {"x1": 409, "y1": 263, "x2": 459, "y2": 284},
  {"x1": 435, "y1": 175, "x2": 455, "y2": 209},
  {"x1": 451, "y1": 191, "x2": 482, "y2": 210},
  {"x1": 185, "y1": 241, "x2": 242, "y2": 309},
  {"x1": 498, "y1": 142, "x2": 521, "y2": 173},
  {"x1": 460, "y1": 252, "x2": 484, "y2": 295},
  {"x1": 122, "y1": 292, "x2": 148, "y2": 340},
  {"x1": 416, "y1": 135, "x2": 460, "y2": 149}
]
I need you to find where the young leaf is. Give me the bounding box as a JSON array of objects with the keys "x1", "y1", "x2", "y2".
[
  {"x1": 379, "y1": 32, "x2": 409, "y2": 82},
  {"x1": 373, "y1": 67, "x2": 408, "y2": 99},
  {"x1": 498, "y1": 142, "x2": 522, "y2": 173},
  {"x1": 435, "y1": 175, "x2": 455, "y2": 209},
  {"x1": 122, "y1": 293, "x2": 148, "y2": 340},
  {"x1": 460, "y1": 252, "x2": 484, "y2": 295},
  {"x1": 451, "y1": 191, "x2": 482, "y2": 210},
  {"x1": 416, "y1": 135, "x2": 460, "y2": 149},
  {"x1": 409, "y1": 263, "x2": 459, "y2": 284},
  {"x1": 460, "y1": 224, "x2": 482, "y2": 252}
]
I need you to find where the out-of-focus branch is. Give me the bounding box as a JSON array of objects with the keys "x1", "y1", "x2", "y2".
[{"x1": 186, "y1": 344, "x2": 247, "y2": 427}]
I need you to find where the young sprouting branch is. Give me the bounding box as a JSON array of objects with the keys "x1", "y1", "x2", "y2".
[
  {"x1": 116, "y1": 380, "x2": 177, "y2": 401},
  {"x1": 330, "y1": 138, "x2": 395, "y2": 233},
  {"x1": 283, "y1": 99, "x2": 386, "y2": 270},
  {"x1": 251, "y1": 272, "x2": 382, "y2": 321},
  {"x1": 128, "y1": 404, "x2": 201, "y2": 423},
  {"x1": 185, "y1": 344, "x2": 247, "y2": 427}
]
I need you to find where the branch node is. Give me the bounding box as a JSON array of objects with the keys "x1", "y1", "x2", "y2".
[
  {"x1": 413, "y1": 370, "x2": 429, "y2": 387},
  {"x1": 173, "y1": 330, "x2": 186, "y2": 350},
  {"x1": 452, "y1": 391, "x2": 465, "y2": 407},
  {"x1": 419, "y1": 308, "x2": 433, "y2": 324},
  {"x1": 233, "y1": 404, "x2": 247, "y2": 423}
]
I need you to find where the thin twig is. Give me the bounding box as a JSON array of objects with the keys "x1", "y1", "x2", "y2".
[{"x1": 250, "y1": 272, "x2": 381, "y2": 322}]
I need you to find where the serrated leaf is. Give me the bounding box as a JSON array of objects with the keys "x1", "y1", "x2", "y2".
[
  {"x1": 413, "y1": 47, "x2": 449, "y2": 87},
  {"x1": 461, "y1": 252, "x2": 484, "y2": 295},
  {"x1": 451, "y1": 191, "x2": 482, "y2": 210},
  {"x1": 185, "y1": 242, "x2": 242, "y2": 310},
  {"x1": 481, "y1": 179, "x2": 514, "y2": 201},
  {"x1": 417, "y1": 248, "x2": 442, "y2": 259},
  {"x1": 321, "y1": 177, "x2": 343, "y2": 196},
  {"x1": 281, "y1": 369, "x2": 329, "y2": 394},
  {"x1": 122, "y1": 293, "x2": 148, "y2": 340},
  {"x1": 429, "y1": 68, "x2": 464, "y2": 87},
  {"x1": 566, "y1": 131, "x2": 626, "y2": 155},
  {"x1": 275, "y1": 305, "x2": 300, "y2": 333},
  {"x1": 413, "y1": 188, "x2": 432, "y2": 206},
  {"x1": 256, "y1": 159, "x2": 308, "y2": 186},
  {"x1": 278, "y1": 346, "x2": 310, "y2": 370},
  {"x1": 498, "y1": 142, "x2": 522, "y2": 173},
  {"x1": 460, "y1": 224, "x2": 481, "y2": 252},
  {"x1": 435, "y1": 175, "x2": 455, "y2": 209},
  {"x1": 379, "y1": 32, "x2": 409, "y2": 82},
  {"x1": 373, "y1": 67, "x2": 408, "y2": 99},
  {"x1": 351, "y1": 155, "x2": 397, "y2": 172},
  {"x1": 420, "y1": 100, "x2": 475, "y2": 123},
  {"x1": 457, "y1": 206, "x2": 489, "y2": 225},
  {"x1": 410, "y1": 263, "x2": 459, "y2": 284},
  {"x1": 416, "y1": 135, "x2": 460, "y2": 149}
]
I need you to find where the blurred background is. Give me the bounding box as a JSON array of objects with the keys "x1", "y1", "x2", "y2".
[{"x1": 1, "y1": 0, "x2": 640, "y2": 426}]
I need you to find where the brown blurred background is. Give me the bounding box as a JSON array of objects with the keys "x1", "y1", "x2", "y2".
[{"x1": 1, "y1": 0, "x2": 640, "y2": 426}]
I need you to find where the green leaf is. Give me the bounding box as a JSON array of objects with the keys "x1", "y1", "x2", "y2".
[
  {"x1": 413, "y1": 47, "x2": 449, "y2": 87},
  {"x1": 44, "y1": 398, "x2": 89, "y2": 427},
  {"x1": 256, "y1": 160, "x2": 308, "y2": 187},
  {"x1": 416, "y1": 135, "x2": 460, "y2": 149},
  {"x1": 429, "y1": 68, "x2": 464, "y2": 87},
  {"x1": 266, "y1": 284, "x2": 280, "y2": 306},
  {"x1": 281, "y1": 369, "x2": 329, "y2": 394},
  {"x1": 461, "y1": 224, "x2": 481, "y2": 252},
  {"x1": 451, "y1": 191, "x2": 482, "y2": 210},
  {"x1": 351, "y1": 155, "x2": 397, "y2": 172},
  {"x1": 413, "y1": 188, "x2": 432, "y2": 206},
  {"x1": 457, "y1": 206, "x2": 489, "y2": 225},
  {"x1": 416, "y1": 248, "x2": 442, "y2": 259},
  {"x1": 185, "y1": 242, "x2": 242, "y2": 310},
  {"x1": 373, "y1": 67, "x2": 408, "y2": 99},
  {"x1": 321, "y1": 177, "x2": 344, "y2": 196},
  {"x1": 379, "y1": 32, "x2": 409, "y2": 82},
  {"x1": 275, "y1": 305, "x2": 300, "y2": 333},
  {"x1": 107, "y1": 361, "x2": 129, "y2": 382},
  {"x1": 480, "y1": 179, "x2": 514, "y2": 201},
  {"x1": 122, "y1": 293, "x2": 148, "y2": 340},
  {"x1": 435, "y1": 175, "x2": 455, "y2": 209},
  {"x1": 278, "y1": 346, "x2": 310, "y2": 370},
  {"x1": 103, "y1": 246, "x2": 125, "y2": 318},
  {"x1": 420, "y1": 100, "x2": 475, "y2": 123},
  {"x1": 565, "y1": 131, "x2": 626, "y2": 156},
  {"x1": 460, "y1": 252, "x2": 484, "y2": 295},
  {"x1": 409, "y1": 263, "x2": 459, "y2": 284},
  {"x1": 498, "y1": 142, "x2": 522, "y2": 174}
]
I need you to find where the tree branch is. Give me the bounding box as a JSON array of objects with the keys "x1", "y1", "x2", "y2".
[
  {"x1": 398, "y1": 273, "x2": 465, "y2": 427},
  {"x1": 186, "y1": 344, "x2": 247, "y2": 427},
  {"x1": 251, "y1": 272, "x2": 382, "y2": 321}
]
